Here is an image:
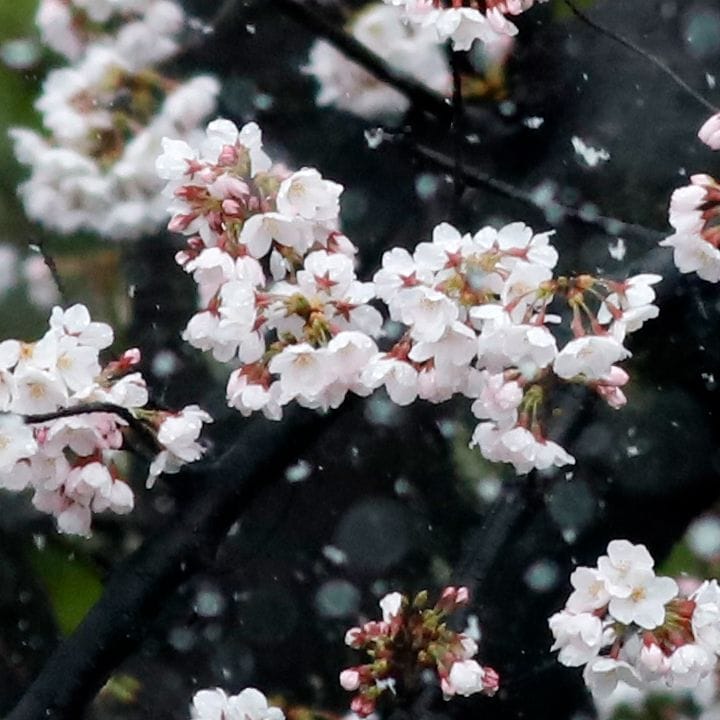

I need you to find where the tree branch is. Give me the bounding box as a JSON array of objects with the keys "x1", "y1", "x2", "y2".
[
  {"x1": 409, "y1": 142, "x2": 666, "y2": 243},
  {"x1": 450, "y1": 49, "x2": 466, "y2": 218},
  {"x1": 17, "y1": 403, "x2": 161, "y2": 457},
  {"x1": 274, "y1": 0, "x2": 453, "y2": 122},
  {"x1": 27, "y1": 236, "x2": 68, "y2": 307},
  {"x1": 564, "y1": 0, "x2": 718, "y2": 114},
  {"x1": 7, "y1": 407, "x2": 338, "y2": 720}
]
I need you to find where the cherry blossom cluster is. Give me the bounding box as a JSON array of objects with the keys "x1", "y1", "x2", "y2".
[
  {"x1": 341, "y1": 587, "x2": 498, "y2": 716},
  {"x1": 157, "y1": 118, "x2": 385, "y2": 419},
  {"x1": 661, "y1": 110, "x2": 720, "y2": 282},
  {"x1": 10, "y1": 0, "x2": 219, "y2": 240},
  {"x1": 369, "y1": 222, "x2": 659, "y2": 474},
  {"x1": 190, "y1": 688, "x2": 284, "y2": 720},
  {"x1": 384, "y1": 0, "x2": 548, "y2": 50},
  {"x1": 159, "y1": 118, "x2": 660, "y2": 474},
  {"x1": 549, "y1": 540, "x2": 720, "y2": 697},
  {"x1": 0, "y1": 304, "x2": 211, "y2": 536},
  {"x1": 660, "y1": 174, "x2": 720, "y2": 282},
  {"x1": 304, "y1": 3, "x2": 451, "y2": 119},
  {"x1": 36, "y1": 0, "x2": 186, "y2": 64}
]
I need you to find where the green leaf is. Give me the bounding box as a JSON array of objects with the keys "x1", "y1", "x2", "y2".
[{"x1": 28, "y1": 542, "x2": 104, "y2": 635}]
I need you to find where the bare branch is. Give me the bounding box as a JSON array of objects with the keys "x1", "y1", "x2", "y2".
[
  {"x1": 410, "y1": 142, "x2": 665, "y2": 243},
  {"x1": 565, "y1": 0, "x2": 718, "y2": 114},
  {"x1": 274, "y1": 0, "x2": 453, "y2": 122},
  {"x1": 7, "y1": 407, "x2": 341, "y2": 720}
]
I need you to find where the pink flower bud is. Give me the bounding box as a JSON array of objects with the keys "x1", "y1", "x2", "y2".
[
  {"x1": 222, "y1": 199, "x2": 242, "y2": 216},
  {"x1": 456, "y1": 587, "x2": 470, "y2": 604},
  {"x1": 482, "y1": 666, "x2": 500, "y2": 695},
  {"x1": 351, "y1": 695, "x2": 375, "y2": 717},
  {"x1": 120, "y1": 348, "x2": 141, "y2": 366},
  {"x1": 437, "y1": 586, "x2": 458, "y2": 611},
  {"x1": 597, "y1": 385, "x2": 627, "y2": 409},
  {"x1": 603, "y1": 365, "x2": 629, "y2": 387},
  {"x1": 344, "y1": 627, "x2": 362, "y2": 648},
  {"x1": 339, "y1": 669, "x2": 361, "y2": 691},
  {"x1": 440, "y1": 676, "x2": 455, "y2": 698},
  {"x1": 217, "y1": 144, "x2": 239, "y2": 165},
  {"x1": 168, "y1": 212, "x2": 197, "y2": 232}
]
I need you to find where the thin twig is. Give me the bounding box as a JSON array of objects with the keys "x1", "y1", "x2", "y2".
[
  {"x1": 275, "y1": 0, "x2": 452, "y2": 122},
  {"x1": 17, "y1": 403, "x2": 160, "y2": 456},
  {"x1": 28, "y1": 237, "x2": 68, "y2": 306},
  {"x1": 565, "y1": 0, "x2": 718, "y2": 114},
  {"x1": 7, "y1": 407, "x2": 340, "y2": 720},
  {"x1": 411, "y1": 142, "x2": 665, "y2": 243}
]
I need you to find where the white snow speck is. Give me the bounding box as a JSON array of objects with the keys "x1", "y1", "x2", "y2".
[
  {"x1": 571, "y1": 136, "x2": 610, "y2": 167},
  {"x1": 608, "y1": 238, "x2": 626, "y2": 261}
]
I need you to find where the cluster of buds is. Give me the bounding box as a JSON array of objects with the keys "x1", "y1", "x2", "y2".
[
  {"x1": 304, "y1": 3, "x2": 451, "y2": 120},
  {"x1": 158, "y1": 119, "x2": 660, "y2": 474},
  {"x1": 549, "y1": 540, "x2": 720, "y2": 697},
  {"x1": 0, "y1": 304, "x2": 211, "y2": 535},
  {"x1": 11, "y1": 0, "x2": 219, "y2": 240},
  {"x1": 341, "y1": 588, "x2": 499, "y2": 716},
  {"x1": 384, "y1": 0, "x2": 548, "y2": 50},
  {"x1": 660, "y1": 174, "x2": 720, "y2": 283}
]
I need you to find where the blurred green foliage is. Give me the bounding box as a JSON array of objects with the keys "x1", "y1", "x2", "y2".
[
  {"x1": 28, "y1": 542, "x2": 104, "y2": 636},
  {"x1": 0, "y1": 0, "x2": 41, "y2": 239}
]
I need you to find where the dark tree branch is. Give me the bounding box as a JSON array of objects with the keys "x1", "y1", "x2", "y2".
[
  {"x1": 564, "y1": 0, "x2": 719, "y2": 114},
  {"x1": 274, "y1": 0, "x2": 453, "y2": 122},
  {"x1": 7, "y1": 407, "x2": 338, "y2": 720},
  {"x1": 450, "y1": 49, "x2": 466, "y2": 219}
]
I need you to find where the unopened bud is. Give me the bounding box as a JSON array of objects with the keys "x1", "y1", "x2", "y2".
[{"x1": 339, "y1": 669, "x2": 361, "y2": 691}]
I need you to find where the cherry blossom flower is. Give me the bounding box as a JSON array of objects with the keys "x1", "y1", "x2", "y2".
[
  {"x1": 385, "y1": 0, "x2": 548, "y2": 50},
  {"x1": 661, "y1": 174, "x2": 720, "y2": 282},
  {"x1": 548, "y1": 611, "x2": 605, "y2": 666},
  {"x1": 190, "y1": 687, "x2": 284, "y2": 720},
  {"x1": 699, "y1": 112, "x2": 720, "y2": 150},
  {"x1": 554, "y1": 336, "x2": 630, "y2": 381},
  {"x1": 607, "y1": 569, "x2": 678, "y2": 629},
  {"x1": 550, "y1": 540, "x2": 720, "y2": 696}
]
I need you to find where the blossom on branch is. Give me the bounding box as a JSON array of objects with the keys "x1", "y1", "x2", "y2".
[
  {"x1": 0, "y1": 304, "x2": 212, "y2": 535},
  {"x1": 384, "y1": 0, "x2": 549, "y2": 51},
  {"x1": 157, "y1": 118, "x2": 383, "y2": 417},
  {"x1": 550, "y1": 539, "x2": 720, "y2": 697},
  {"x1": 661, "y1": 174, "x2": 720, "y2": 282},
  {"x1": 160, "y1": 120, "x2": 659, "y2": 475}
]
